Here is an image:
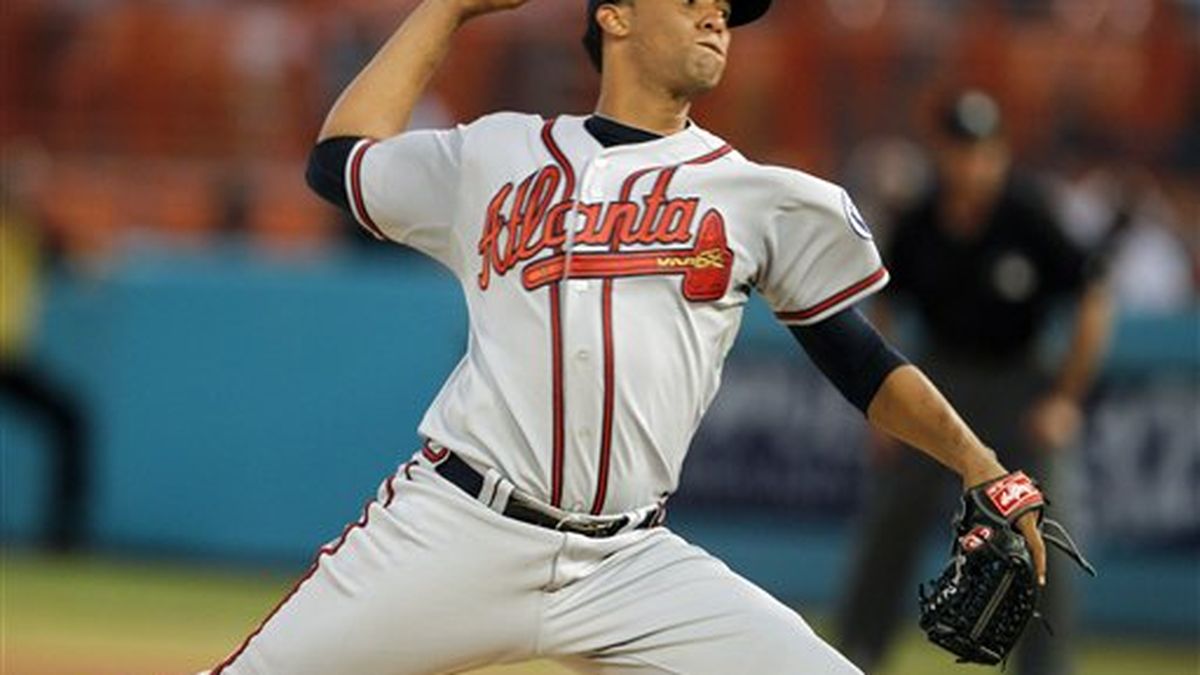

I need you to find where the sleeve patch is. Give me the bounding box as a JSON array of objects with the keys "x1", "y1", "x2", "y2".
[{"x1": 842, "y1": 190, "x2": 874, "y2": 241}]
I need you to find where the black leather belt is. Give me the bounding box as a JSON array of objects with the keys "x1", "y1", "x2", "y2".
[{"x1": 433, "y1": 451, "x2": 663, "y2": 538}]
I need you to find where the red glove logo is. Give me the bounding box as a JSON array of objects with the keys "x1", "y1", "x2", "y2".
[
  {"x1": 960, "y1": 525, "x2": 993, "y2": 552},
  {"x1": 985, "y1": 472, "x2": 1043, "y2": 518}
]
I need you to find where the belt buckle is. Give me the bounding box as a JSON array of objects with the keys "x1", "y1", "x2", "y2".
[{"x1": 555, "y1": 513, "x2": 627, "y2": 538}]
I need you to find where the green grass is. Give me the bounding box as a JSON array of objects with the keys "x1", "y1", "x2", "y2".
[
  {"x1": 2, "y1": 550, "x2": 1195, "y2": 674},
  {"x1": 3, "y1": 550, "x2": 295, "y2": 674}
]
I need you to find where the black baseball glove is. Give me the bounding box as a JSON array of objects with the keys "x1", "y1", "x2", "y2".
[{"x1": 917, "y1": 471, "x2": 1096, "y2": 666}]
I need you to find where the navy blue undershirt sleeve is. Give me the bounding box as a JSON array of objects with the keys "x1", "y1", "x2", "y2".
[
  {"x1": 305, "y1": 137, "x2": 363, "y2": 212},
  {"x1": 789, "y1": 307, "x2": 909, "y2": 414}
]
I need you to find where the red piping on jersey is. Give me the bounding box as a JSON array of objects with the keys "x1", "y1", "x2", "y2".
[
  {"x1": 592, "y1": 277, "x2": 616, "y2": 515},
  {"x1": 687, "y1": 144, "x2": 735, "y2": 166},
  {"x1": 590, "y1": 142, "x2": 733, "y2": 515},
  {"x1": 348, "y1": 140, "x2": 392, "y2": 242},
  {"x1": 541, "y1": 118, "x2": 577, "y2": 201},
  {"x1": 774, "y1": 266, "x2": 889, "y2": 323},
  {"x1": 540, "y1": 118, "x2": 575, "y2": 507},
  {"x1": 588, "y1": 162, "x2": 659, "y2": 514},
  {"x1": 211, "y1": 476, "x2": 399, "y2": 674},
  {"x1": 422, "y1": 441, "x2": 448, "y2": 463},
  {"x1": 548, "y1": 283, "x2": 565, "y2": 506}
]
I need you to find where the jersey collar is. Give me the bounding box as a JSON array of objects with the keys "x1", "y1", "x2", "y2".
[
  {"x1": 561, "y1": 115, "x2": 728, "y2": 166},
  {"x1": 585, "y1": 114, "x2": 667, "y2": 147}
]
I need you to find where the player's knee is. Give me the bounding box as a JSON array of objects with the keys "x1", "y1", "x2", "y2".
[
  {"x1": 749, "y1": 609, "x2": 863, "y2": 674},
  {"x1": 776, "y1": 638, "x2": 864, "y2": 675}
]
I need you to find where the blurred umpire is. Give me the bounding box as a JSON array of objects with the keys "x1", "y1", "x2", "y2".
[{"x1": 835, "y1": 90, "x2": 1114, "y2": 675}]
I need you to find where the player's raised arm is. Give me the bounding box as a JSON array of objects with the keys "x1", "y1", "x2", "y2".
[{"x1": 318, "y1": 0, "x2": 530, "y2": 141}]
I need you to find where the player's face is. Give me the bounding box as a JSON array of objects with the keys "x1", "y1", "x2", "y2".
[{"x1": 625, "y1": 0, "x2": 733, "y2": 98}]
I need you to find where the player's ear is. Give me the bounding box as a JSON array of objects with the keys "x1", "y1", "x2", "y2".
[{"x1": 596, "y1": 3, "x2": 632, "y2": 37}]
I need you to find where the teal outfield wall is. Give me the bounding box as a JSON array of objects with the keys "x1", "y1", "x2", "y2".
[
  {"x1": 3, "y1": 248, "x2": 1197, "y2": 636},
  {"x1": 4, "y1": 249, "x2": 467, "y2": 560}
]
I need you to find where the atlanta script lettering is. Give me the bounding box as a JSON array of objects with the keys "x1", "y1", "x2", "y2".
[{"x1": 477, "y1": 164, "x2": 723, "y2": 292}]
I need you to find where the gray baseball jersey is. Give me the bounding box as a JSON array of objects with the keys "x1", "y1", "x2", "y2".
[{"x1": 346, "y1": 112, "x2": 887, "y2": 515}]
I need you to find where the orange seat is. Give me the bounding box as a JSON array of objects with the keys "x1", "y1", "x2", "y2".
[
  {"x1": 247, "y1": 165, "x2": 332, "y2": 254},
  {"x1": 143, "y1": 163, "x2": 222, "y2": 245},
  {"x1": 36, "y1": 161, "x2": 124, "y2": 261}
]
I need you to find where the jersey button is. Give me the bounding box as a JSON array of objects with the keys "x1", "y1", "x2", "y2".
[{"x1": 575, "y1": 350, "x2": 590, "y2": 362}]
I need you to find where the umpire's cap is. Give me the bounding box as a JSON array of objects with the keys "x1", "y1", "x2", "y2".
[
  {"x1": 940, "y1": 90, "x2": 1004, "y2": 142},
  {"x1": 583, "y1": 0, "x2": 773, "y2": 72}
]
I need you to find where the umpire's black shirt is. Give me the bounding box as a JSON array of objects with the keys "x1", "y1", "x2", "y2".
[{"x1": 886, "y1": 175, "x2": 1090, "y2": 362}]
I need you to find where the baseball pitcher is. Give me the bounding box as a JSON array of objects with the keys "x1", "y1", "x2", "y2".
[{"x1": 206, "y1": 1, "x2": 1074, "y2": 672}]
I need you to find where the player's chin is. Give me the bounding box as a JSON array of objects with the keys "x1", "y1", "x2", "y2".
[{"x1": 679, "y1": 61, "x2": 726, "y2": 96}]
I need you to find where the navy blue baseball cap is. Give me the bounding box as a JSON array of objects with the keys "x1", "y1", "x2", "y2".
[{"x1": 582, "y1": 0, "x2": 773, "y2": 71}]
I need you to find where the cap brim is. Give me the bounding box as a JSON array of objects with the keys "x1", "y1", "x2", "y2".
[
  {"x1": 586, "y1": 0, "x2": 770, "y2": 29},
  {"x1": 729, "y1": 0, "x2": 772, "y2": 27}
]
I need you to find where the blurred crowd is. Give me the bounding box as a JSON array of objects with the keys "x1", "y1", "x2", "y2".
[{"x1": 2, "y1": 0, "x2": 1197, "y2": 312}]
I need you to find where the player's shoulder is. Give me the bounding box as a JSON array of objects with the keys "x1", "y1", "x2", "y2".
[
  {"x1": 734, "y1": 158, "x2": 852, "y2": 213},
  {"x1": 768, "y1": 165, "x2": 849, "y2": 209},
  {"x1": 690, "y1": 126, "x2": 849, "y2": 206},
  {"x1": 736, "y1": 154, "x2": 849, "y2": 207},
  {"x1": 459, "y1": 111, "x2": 547, "y2": 137}
]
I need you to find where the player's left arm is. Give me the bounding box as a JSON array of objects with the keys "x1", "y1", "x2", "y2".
[
  {"x1": 788, "y1": 308, "x2": 1010, "y2": 493},
  {"x1": 865, "y1": 363, "x2": 1047, "y2": 584},
  {"x1": 790, "y1": 308, "x2": 1047, "y2": 582},
  {"x1": 766, "y1": 180, "x2": 1047, "y2": 582}
]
